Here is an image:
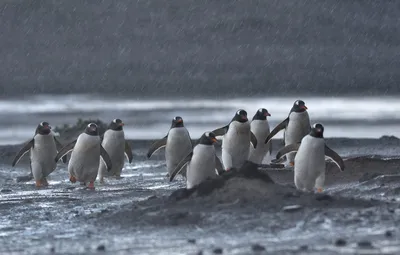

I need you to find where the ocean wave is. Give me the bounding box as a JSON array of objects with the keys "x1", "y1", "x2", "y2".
[{"x1": 1, "y1": 95, "x2": 400, "y2": 122}]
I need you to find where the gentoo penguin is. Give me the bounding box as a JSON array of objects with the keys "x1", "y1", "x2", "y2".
[
  {"x1": 248, "y1": 108, "x2": 272, "y2": 164},
  {"x1": 98, "y1": 119, "x2": 133, "y2": 183},
  {"x1": 12, "y1": 122, "x2": 67, "y2": 187},
  {"x1": 54, "y1": 123, "x2": 112, "y2": 189},
  {"x1": 275, "y1": 123, "x2": 345, "y2": 192},
  {"x1": 211, "y1": 109, "x2": 257, "y2": 171},
  {"x1": 265, "y1": 100, "x2": 311, "y2": 166},
  {"x1": 169, "y1": 132, "x2": 224, "y2": 189},
  {"x1": 147, "y1": 116, "x2": 193, "y2": 178}
]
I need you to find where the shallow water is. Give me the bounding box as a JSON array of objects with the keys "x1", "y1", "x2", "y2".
[{"x1": 1, "y1": 140, "x2": 400, "y2": 254}]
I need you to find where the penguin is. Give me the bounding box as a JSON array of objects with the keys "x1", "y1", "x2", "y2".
[
  {"x1": 98, "y1": 119, "x2": 133, "y2": 183},
  {"x1": 169, "y1": 132, "x2": 224, "y2": 189},
  {"x1": 12, "y1": 122, "x2": 67, "y2": 187},
  {"x1": 264, "y1": 100, "x2": 311, "y2": 166},
  {"x1": 248, "y1": 108, "x2": 272, "y2": 165},
  {"x1": 54, "y1": 123, "x2": 112, "y2": 189},
  {"x1": 211, "y1": 109, "x2": 257, "y2": 171},
  {"x1": 147, "y1": 116, "x2": 193, "y2": 178},
  {"x1": 275, "y1": 123, "x2": 345, "y2": 192}
]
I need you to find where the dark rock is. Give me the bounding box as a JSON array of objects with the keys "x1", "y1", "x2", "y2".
[
  {"x1": 282, "y1": 205, "x2": 303, "y2": 212},
  {"x1": 0, "y1": 189, "x2": 12, "y2": 193},
  {"x1": 299, "y1": 245, "x2": 308, "y2": 250},
  {"x1": 187, "y1": 239, "x2": 196, "y2": 244},
  {"x1": 251, "y1": 244, "x2": 265, "y2": 251},
  {"x1": 334, "y1": 239, "x2": 347, "y2": 246},
  {"x1": 213, "y1": 248, "x2": 223, "y2": 254},
  {"x1": 315, "y1": 194, "x2": 334, "y2": 201},
  {"x1": 283, "y1": 192, "x2": 300, "y2": 198},
  {"x1": 169, "y1": 188, "x2": 196, "y2": 201},
  {"x1": 385, "y1": 230, "x2": 393, "y2": 238},
  {"x1": 147, "y1": 195, "x2": 157, "y2": 200},
  {"x1": 96, "y1": 244, "x2": 106, "y2": 251},
  {"x1": 357, "y1": 240, "x2": 373, "y2": 248},
  {"x1": 168, "y1": 160, "x2": 274, "y2": 201},
  {"x1": 50, "y1": 247, "x2": 55, "y2": 253},
  {"x1": 196, "y1": 251, "x2": 203, "y2": 255}
]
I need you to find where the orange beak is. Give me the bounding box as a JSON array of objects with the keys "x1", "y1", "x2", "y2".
[
  {"x1": 211, "y1": 137, "x2": 217, "y2": 143},
  {"x1": 177, "y1": 119, "x2": 182, "y2": 123},
  {"x1": 303, "y1": 105, "x2": 308, "y2": 110}
]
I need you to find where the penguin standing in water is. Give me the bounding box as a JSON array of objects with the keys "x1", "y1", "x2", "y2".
[
  {"x1": 55, "y1": 123, "x2": 112, "y2": 189},
  {"x1": 147, "y1": 116, "x2": 193, "y2": 178},
  {"x1": 265, "y1": 100, "x2": 311, "y2": 166},
  {"x1": 211, "y1": 109, "x2": 257, "y2": 171},
  {"x1": 248, "y1": 108, "x2": 272, "y2": 164},
  {"x1": 275, "y1": 123, "x2": 345, "y2": 192},
  {"x1": 169, "y1": 132, "x2": 224, "y2": 189},
  {"x1": 98, "y1": 119, "x2": 133, "y2": 183},
  {"x1": 12, "y1": 122, "x2": 67, "y2": 187}
]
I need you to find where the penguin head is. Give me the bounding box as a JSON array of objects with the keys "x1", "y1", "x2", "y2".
[
  {"x1": 109, "y1": 118, "x2": 124, "y2": 131},
  {"x1": 85, "y1": 123, "x2": 99, "y2": 136},
  {"x1": 233, "y1": 109, "x2": 248, "y2": 123},
  {"x1": 291, "y1": 100, "x2": 308, "y2": 113},
  {"x1": 199, "y1": 132, "x2": 218, "y2": 145},
  {"x1": 171, "y1": 116, "x2": 184, "y2": 128},
  {"x1": 253, "y1": 108, "x2": 271, "y2": 120},
  {"x1": 36, "y1": 121, "x2": 51, "y2": 135},
  {"x1": 310, "y1": 123, "x2": 324, "y2": 138}
]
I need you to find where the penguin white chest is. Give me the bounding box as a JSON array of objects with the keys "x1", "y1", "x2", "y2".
[
  {"x1": 100, "y1": 130, "x2": 125, "y2": 175},
  {"x1": 285, "y1": 111, "x2": 310, "y2": 145},
  {"x1": 30, "y1": 134, "x2": 58, "y2": 179},
  {"x1": 69, "y1": 134, "x2": 101, "y2": 182},
  {"x1": 248, "y1": 120, "x2": 270, "y2": 164},
  {"x1": 187, "y1": 144, "x2": 216, "y2": 189},
  {"x1": 294, "y1": 135, "x2": 326, "y2": 191},
  {"x1": 165, "y1": 127, "x2": 192, "y2": 174},
  {"x1": 222, "y1": 121, "x2": 251, "y2": 169}
]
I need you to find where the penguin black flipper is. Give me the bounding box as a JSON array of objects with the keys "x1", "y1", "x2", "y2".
[
  {"x1": 100, "y1": 145, "x2": 113, "y2": 171},
  {"x1": 325, "y1": 145, "x2": 345, "y2": 171},
  {"x1": 12, "y1": 139, "x2": 34, "y2": 167},
  {"x1": 268, "y1": 139, "x2": 273, "y2": 154},
  {"x1": 275, "y1": 143, "x2": 301, "y2": 159},
  {"x1": 211, "y1": 125, "x2": 229, "y2": 137},
  {"x1": 250, "y1": 131, "x2": 258, "y2": 149},
  {"x1": 265, "y1": 118, "x2": 289, "y2": 144},
  {"x1": 147, "y1": 136, "x2": 168, "y2": 159},
  {"x1": 215, "y1": 155, "x2": 224, "y2": 175},
  {"x1": 54, "y1": 137, "x2": 68, "y2": 163},
  {"x1": 169, "y1": 152, "x2": 193, "y2": 182},
  {"x1": 55, "y1": 139, "x2": 77, "y2": 163},
  {"x1": 124, "y1": 140, "x2": 133, "y2": 163}
]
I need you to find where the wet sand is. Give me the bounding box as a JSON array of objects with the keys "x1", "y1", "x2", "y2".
[{"x1": 1, "y1": 137, "x2": 400, "y2": 254}]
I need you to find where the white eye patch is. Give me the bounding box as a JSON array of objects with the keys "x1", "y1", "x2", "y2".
[
  {"x1": 113, "y1": 119, "x2": 117, "y2": 123},
  {"x1": 87, "y1": 123, "x2": 97, "y2": 128},
  {"x1": 258, "y1": 108, "x2": 263, "y2": 113}
]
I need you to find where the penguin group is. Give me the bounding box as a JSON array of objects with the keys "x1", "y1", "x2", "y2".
[
  {"x1": 12, "y1": 99, "x2": 345, "y2": 193},
  {"x1": 12, "y1": 119, "x2": 132, "y2": 189}
]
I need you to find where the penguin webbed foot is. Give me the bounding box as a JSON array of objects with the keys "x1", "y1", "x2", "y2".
[
  {"x1": 69, "y1": 175, "x2": 77, "y2": 183},
  {"x1": 87, "y1": 181, "x2": 95, "y2": 190}
]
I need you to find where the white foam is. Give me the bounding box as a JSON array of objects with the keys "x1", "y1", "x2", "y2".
[{"x1": 1, "y1": 94, "x2": 399, "y2": 144}]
